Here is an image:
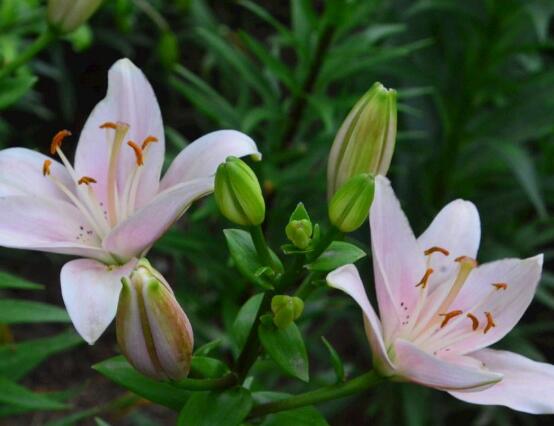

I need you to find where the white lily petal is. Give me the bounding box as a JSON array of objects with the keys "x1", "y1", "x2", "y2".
[
  {"x1": 102, "y1": 178, "x2": 213, "y2": 260},
  {"x1": 61, "y1": 258, "x2": 137, "y2": 344},
  {"x1": 449, "y1": 349, "x2": 554, "y2": 414},
  {"x1": 159, "y1": 130, "x2": 260, "y2": 191}
]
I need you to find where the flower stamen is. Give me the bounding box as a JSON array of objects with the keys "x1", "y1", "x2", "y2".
[
  {"x1": 466, "y1": 313, "x2": 479, "y2": 331},
  {"x1": 141, "y1": 136, "x2": 158, "y2": 150},
  {"x1": 127, "y1": 141, "x2": 144, "y2": 166},
  {"x1": 492, "y1": 282, "x2": 508, "y2": 290},
  {"x1": 42, "y1": 159, "x2": 52, "y2": 176},
  {"x1": 439, "y1": 310, "x2": 463, "y2": 328},
  {"x1": 415, "y1": 268, "x2": 434, "y2": 289},
  {"x1": 455, "y1": 255, "x2": 478, "y2": 267},
  {"x1": 50, "y1": 130, "x2": 72, "y2": 155},
  {"x1": 484, "y1": 312, "x2": 496, "y2": 334},
  {"x1": 78, "y1": 176, "x2": 97, "y2": 185},
  {"x1": 424, "y1": 246, "x2": 450, "y2": 256},
  {"x1": 100, "y1": 122, "x2": 118, "y2": 129}
]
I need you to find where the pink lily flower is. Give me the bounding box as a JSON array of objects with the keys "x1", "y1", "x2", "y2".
[
  {"x1": 0, "y1": 59, "x2": 260, "y2": 344},
  {"x1": 327, "y1": 176, "x2": 554, "y2": 413}
]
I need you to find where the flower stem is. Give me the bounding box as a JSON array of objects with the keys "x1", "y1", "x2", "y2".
[
  {"x1": 309, "y1": 226, "x2": 342, "y2": 261},
  {"x1": 294, "y1": 271, "x2": 318, "y2": 300},
  {"x1": 250, "y1": 225, "x2": 279, "y2": 273},
  {"x1": 248, "y1": 370, "x2": 383, "y2": 419},
  {"x1": 0, "y1": 30, "x2": 56, "y2": 79},
  {"x1": 173, "y1": 372, "x2": 238, "y2": 391}
]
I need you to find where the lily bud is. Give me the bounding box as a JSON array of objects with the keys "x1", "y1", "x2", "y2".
[
  {"x1": 328, "y1": 173, "x2": 375, "y2": 233},
  {"x1": 285, "y1": 219, "x2": 313, "y2": 250},
  {"x1": 116, "y1": 259, "x2": 193, "y2": 381},
  {"x1": 214, "y1": 156, "x2": 265, "y2": 226},
  {"x1": 327, "y1": 82, "x2": 397, "y2": 197},
  {"x1": 48, "y1": 0, "x2": 103, "y2": 34},
  {"x1": 271, "y1": 295, "x2": 304, "y2": 329}
]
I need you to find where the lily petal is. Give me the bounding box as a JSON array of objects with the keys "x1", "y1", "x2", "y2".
[
  {"x1": 0, "y1": 148, "x2": 74, "y2": 199},
  {"x1": 370, "y1": 176, "x2": 426, "y2": 341},
  {"x1": 442, "y1": 255, "x2": 543, "y2": 355},
  {"x1": 0, "y1": 196, "x2": 109, "y2": 261},
  {"x1": 449, "y1": 349, "x2": 554, "y2": 414},
  {"x1": 159, "y1": 130, "x2": 260, "y2": 191},
  {"x1": 102, "y1": 178, "x2": 213, "y2": 260},
  {"x1": 393, "y1": 339, "x2": 502, "y2": 391},
  {"x1": 61, "y1": 258, "x2": 137, "y2": 344},
  {"x1": 75, "y1": 58, "x2": 164, "y2": 209},
  {"x1": 327, "y1": 265, "x2": 394, "y2": 373},
  {"x1": 417, "y1": 199, "x2": 480, "y2": 291}
]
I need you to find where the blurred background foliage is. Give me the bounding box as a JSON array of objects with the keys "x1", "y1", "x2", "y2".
[{"x1": 0, "y1": 0, "x2": 553, "y2": 424}]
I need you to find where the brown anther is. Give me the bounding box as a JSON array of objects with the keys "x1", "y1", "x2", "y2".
[
  {"x1": 466, "y1": 313, "x2": 479, "y2": 331},
  {"x1": 492, "y1": 282, "x2": 508, "y2": 291},
  {"x1": 100, "y1": 122, "x2": 118, "y2": 129},
  {"x1": 42, "y1": 159, "x2": 52, "y2": 176},
  {"x1": 141, "y1": 136, "x2": 158, "y2": 150},
  {"x1": 439, "y1": 310, "x2": 463, "y2": 328},
  {"x1": 78, "y1": 176, "x2": 97, "y2": 186},
  {"x1": 484, "y1": 312, "x2": 496, "y2": 334},
  {"x1": 415, "y1": 268, "x2": 434, "y2": 289},
  {"x1": 50, "y1": 130, "x2": 72, "y2": 155},
  {"x1": 455, "y1": 256, "x2": 478, "y2": 267},
  {"x1": 127, "y1": 141, "x2": 144, "y2": 166},
  {"x1": 424, "y1": 246, "x2": 450, "y2": 256}
]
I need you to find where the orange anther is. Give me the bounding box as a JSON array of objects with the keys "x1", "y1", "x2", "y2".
[
  {"x1": 42, "y1": 159, "x2": 52, "y2": 176},
  {"x1": 78, "y1": 176, "x2": 97, "y2": 185},
  {"x1": 424, "y1": 246, "x2": 450, "y2": 256},
  {"x1": 466, "y1": 313, "x2": 479, "y2": 331},
  {"x1": 50, "y1": 130, "x2": 72, "y2": 154},
  {"x1": 484, "y1": 312, "x2": 496, "y2": 334},
  {"x1": 141, "y1": 136, "x2": 158, "y2": 150},
  {"x1": 439, "y1": 310, "x2": 463, "y2": 328},
  {"x1": 127, "y1": 141, "x2": 144, "y2": 166},
  {"x1": 492, "y1": 282, "x2": 508, "y2": 290},
  {"x1": 415, "y1": 268, "x2": 434, "y2": 289},
  {"x1": 100, "y1": 122, "x2": 118, "y2": 129},
  {"x1": 455, "y1": 256, "x2": 478, "y2": 267}
]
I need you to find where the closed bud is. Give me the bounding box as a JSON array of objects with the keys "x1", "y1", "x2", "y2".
[
  {"x1": 116, "y1": 259, "x2": 193, "y2": 381},
  {"x1": 327, "y1": 82, "x2": 397, "y2": 197},
  {"x1": 215, "y1": 156, "x2": 265, "y2": 226},
  {"x1": 271, "y1": 295, "x2": 304, "y2": 329},
  {"x1": 329, "y1": 173, "x2": 375, "y2": 233},
  {"x1": 285, "y1": 219, "x2": 313, "y2": 250},
  {"x1": 48, "y1": 0, "x2": 103, "y2": 34}
]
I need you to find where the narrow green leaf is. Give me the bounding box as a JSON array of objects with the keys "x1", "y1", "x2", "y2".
[
  {"x1": 0, "y1": 271, "x2": 43, "y2": 290},
  {"x1": 0, "y1": 300, "x2": 69, "y2": 324},
  {"x1": 306, "y1": 241, "x2": 366, "y2": 272},
  {"x1": 254, "y1": 392, "x2": 329, "y2": 425},
  {"x1": 321, "y1": 336, "x2": 345, "y2": 383},
  {"x1": 178, "y1": 387, "x2": 252, "y2": 426},
  {"x1": 0, "y1": 74, "x2": 37, "y2": 110},
  {"x1": 232, "y1": 293, "x2": 264, "y2": 353},
  {"x1": 190, "y1": 356, "x2": 229, "y2": 379},
  {"x1": 258, "y1": 322, "x2": 309, "y2": 382},
  {"x1": 0, "y1": 377, "x2": 68, "y2": 410},
  {"x1": 94, "y1": 418, "x2": 112, "y2": 426}
]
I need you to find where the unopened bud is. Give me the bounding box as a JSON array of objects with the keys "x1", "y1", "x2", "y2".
[
  {"x1": 48, "y1": 0, "x2": 103, "y2": 34},
  {"x1": 215, "y1": 156, "x2": 265, "y2": 226},
  {"x1": 327, "y1": 82, "x2": 397, "y2": 197},
  {"x1": 285, "y1": 219, "x2": 313, "y2": 250},
  {"x1": 271, "y1": 295, "x2": 304, "y2": 329},
  {"x1": 328, "y1": 173, "x2": 375, "y2": 233},
  {"x1": 116, "y1": 259, "x2": 193, "y2": 381}
]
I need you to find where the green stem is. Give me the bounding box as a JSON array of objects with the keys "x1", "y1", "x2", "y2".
[
  {"x1": 294, "y1": 271, "x2": 317, "y2": 300},
  {"x1": 248, "y1": 370, "x2": 382, "y2": 419},
  {"x1": 309, "y1": 226, "x2": 342, "y2": 261},
  {"x1": 250, "y1": 225, "x2": 278, "y2": 273},
  {"x1": 0, "y1": 30, "x2": 56, "y2": 79},
  {"x1": 173, "y1": 372, "x2": 238, "y2": 391}
]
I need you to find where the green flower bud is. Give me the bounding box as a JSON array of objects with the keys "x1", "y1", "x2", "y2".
[
  {"x1": 215, "y1": 156, "x2": 265, "y2": 226},
  {"x1": 116, "y1": 259, "x2": 193, "y2": 381},
  {"x1": 271, "y1": 295, "x2": 304, "y2": 329},
  {"x1": 328, "y1": 173, "x2": 375, "y2": 233},
  {"x1": 285, "y1": 219, "x2": 313, "y2": 250},
  {"x1": 48, "y1": 0, "x2": 103, "y2": 34},
  {"x1": 327, "y1": 82, "x2": 397, "y2": 197}
]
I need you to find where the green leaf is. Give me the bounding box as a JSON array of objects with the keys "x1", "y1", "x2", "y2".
[
  {"x1": 306, "y1": 241, "x2": 366, "y2": 272},
  {"x1": 0, "y1": 376, "x2": 68, "y2": 410},
  {"x1": 258, "y1": 322, "x2": 309, "y2": 382},
  {"x1": 0, "y1": 300, "x2": 69, "y2": 324},
  {"x1": 178, "y1": 387, "x2": 252, "y2": 426},
  {"x1": 224, "y1": 229, "x2": 280, "y2": 289},
  {"x1": 289, "y1": 202, "x2": 311, "y2": 222},
  {"x1": 0, "y1": 271, "x2": 43, "y2": 290},
  {"x1": 94, "y1": 418, "x2": 112, "y2": 426},
  {"x1": 232, "y1": 293, "x2": 264, "y2": 353},
  {"x1": 321, "y1": 337, "x2": 345, "y2": 383},
  {"x1": 190, "y1": 356, "x2": 229, "y2": 379},
  {"x1": 254, "y1": 392, "x2": 329, "y2": 425},
  {"x1": 0, "y1": 330, "x2": 83, "y2": 380},
  {"x1": 194, "y1": 339, "x2": 221, "y2": 357},
  {"x1": 93, "y1": 356, "x2": 188, "y2": 410},
  {"x1": 0, "y1": 74, "x2": 37, "y2": 110}
]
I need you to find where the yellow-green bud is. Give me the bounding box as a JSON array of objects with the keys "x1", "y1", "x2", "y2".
[
  {"x1": 48, "y1": 0, "x2": 103, "y2": 34},
  {"x1": 116, "y1": 259, "x2": 193, "y2": 381},
  {"x1": 215, "y1": 156, "x2": 265, "y2": 226},
  {"x1": 327, "y1": 82, "x2": 397, "y2": 197},
  {"x1": 271, "y1": 295, "x2": 304, "y2": 329},
  {"x1": 285, "y1": 219, "x2": 313, "y2": 250},
  {"x1": 328, "y1": 173, "x2": 375, "y2": 233}
]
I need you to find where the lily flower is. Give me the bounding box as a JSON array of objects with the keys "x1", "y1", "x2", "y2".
[
  {"x1": 0, "y1": 58, "x2": 260, "y2": 345},
  {"x1": 327, "y1": 176, "x2": 554, "y2": 414}
]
